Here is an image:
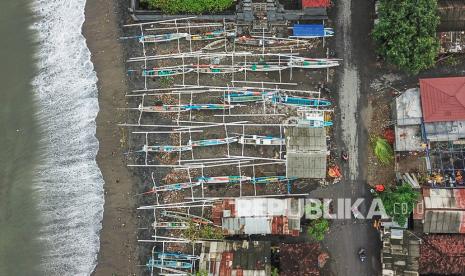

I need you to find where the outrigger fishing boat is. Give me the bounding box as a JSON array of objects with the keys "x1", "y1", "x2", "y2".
[
  {"x1": 240, "y1": 62, "x2": 287, "y2": 72},
  {"x1": 235, "y1": 36, "x2": 307, "y2": 48},
  {"x1": 202, "y1": 39, "x2": 228, "y2": 51},
  {"x1": 161, "y1": 210, "x2": 213, "y2": 225},
  {"x1": 188, "y1": 137, "x2": 238, "y2": 147},
  {"x1": 138, "y1": 32, "x2": 189, "y2": 43},
  {"x1": 272, "y1": 95, "x2": 331, "y2": 107},
  {"x1": 198, "y1": 175, "x2": 252, "y2": 184},
  {"x1": 146, "y1": 258, "x2": 192, "y2": 269},
  {"x1": 141, "y1": 144, "x2": 192, "y2": 153},
  {"x1": 187, "y1": 30, "x2": 236, "y2": 41},
  {"x1": 141, "y1": 66, "x2": 193, "y2": 77},
  {"x1": 251, "y1": 176, "x2": 297, "y2": 184},
  {"x1": 238, "y1": 135, "x2": 285, "y2": 146},
  {"x1": 194, "y1": 64, "x2": 243, "y2": 74},
  {"x1": 224, "y1": 90, "x2": 275, "y2": 103},
  {"x1": 287, "y1": 58, "x2": 339, "y2": 69},
  {"x1": 152, "y1": 221, "x2": 189, "y2": 229},
  {"x1": 143, "y1": 181, "x2": 201, "y2": 193},
  {"x1": 138, "y1": 103, "x2": 235, "y2": 113},
  {"x1": 155, "y1": 252, "x2": 199, "y2": 261}
]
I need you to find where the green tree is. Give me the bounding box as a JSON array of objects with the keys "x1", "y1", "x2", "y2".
[
  {"x1": 373, "y1": 0, "x2": 440, "y2": 73},
  {"x1": 143, "y1": 0, "x2": 234, "y2": 14},
  {"x1": 307, "y1": 218, "x2": 330, "y2": 241},
  {"x1": 378, "y1": 183, "x2": 420, "y2": 226},
  {"x1": 373, "y1": 137, "x2": 394, "y2": 165}
]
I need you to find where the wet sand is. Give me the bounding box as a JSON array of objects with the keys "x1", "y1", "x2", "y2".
[{"x1": 83, "y1": 0, "x2": 138, "y2": 274}]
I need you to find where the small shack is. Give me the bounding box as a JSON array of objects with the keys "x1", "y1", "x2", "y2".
[
  {"x1": 198, "y1": 240, "x2": 271, "y2": 276},
  {"x1": 212, "y1": 198, "x2": 305, "y2": 236},
  {"x1": 380, "y1": 228, "x2": 421, "y2": 276},
  {"x1": 285, "y1": 127, "x2": 327, "y2": 178},
  {"x1": 413, "y1": 188, "x2": 465, "y2": 233},
  {"x1": 392, "y1": 88, "x2": 424, "y2": 152}
]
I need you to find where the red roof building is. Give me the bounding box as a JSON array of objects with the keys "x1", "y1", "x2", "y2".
[
  {"x1": 419, "y1": 234, "x2": 465, "y2": 275},
  {"x1": 302, "y1": 0, "x2": 332, "y2": 8},
  {"x1": 420, "y1": 77, "x2": 465, "y2": 122}
]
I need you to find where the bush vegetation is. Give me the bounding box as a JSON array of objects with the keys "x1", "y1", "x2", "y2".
[
  {"x1": 373, "y1": 137, "x2": 394, "y2": 165},
  {"x1": 143, "y1": 0, "x2": 234, "y2": 14},
  {"x1": 372, "y1": 0, "x2": 440, "y2": 73},
  {"x1": 183, "y1": 222, "x2": 224, "y2": 241},
  {"x1": 378, "y1": 183, "x2": 420, "y2": 226},
  {"x1": 307, "y1": 218, "x2": 330, "y2": 241}
]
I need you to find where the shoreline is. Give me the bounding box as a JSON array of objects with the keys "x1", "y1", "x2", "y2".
[{"x1": 82, "y1": 0, "x2": 138, "y2": 274}]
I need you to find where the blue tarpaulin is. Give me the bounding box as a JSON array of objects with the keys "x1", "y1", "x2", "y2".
[{"x1": 292, "y1": 24, "x2": 324, "y2": 37}]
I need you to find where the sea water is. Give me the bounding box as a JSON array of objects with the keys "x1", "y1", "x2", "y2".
[{"x1": 32, "y1": 0, "x2": 104, "y2": 275}]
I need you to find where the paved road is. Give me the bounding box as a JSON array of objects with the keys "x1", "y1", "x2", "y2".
[{"x1": 311, "y1": 1, "x2": 381, "y2": 275}]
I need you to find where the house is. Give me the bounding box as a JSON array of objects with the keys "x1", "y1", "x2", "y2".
[
  {"x1": 413, "y1": 188, "x2": 465, "y2": 233},
  {"x1": 419, "y1": 234, "x2": 465, "y2": 275},
  {"x1": 285, "y1": 127, "x2": 327, "y2": 178},
  {"x1": 380, "y1": 228, "x2": 421, "y2": 276},
  {"x1": 198, "y1": 240, "x2": 271, "y2": 276},
  {"x1": 212, "y1": 198, "x2": 305, "y2": 236}
]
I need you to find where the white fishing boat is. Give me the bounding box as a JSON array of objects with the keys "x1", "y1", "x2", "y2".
[
  {"x1": 138, "y1": 32, "x2": 189, "y2": 43},
  {"x1": 238, "y1": 135, "x2": 285, "y2": 146}
]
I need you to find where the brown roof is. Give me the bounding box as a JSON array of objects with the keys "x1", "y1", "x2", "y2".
[
  {"x1": 419, "y1": 234, "x2": 465, "y2": 275},
  {"x1": 279, "y1": 243, "x2": 321, "y2": 276}
]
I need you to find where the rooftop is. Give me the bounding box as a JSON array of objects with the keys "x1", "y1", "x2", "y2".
[
  {"x1": 419, "y1": 234, "x2": 465, "y2": 275},
  {"x1": 420, "y1": 77, "x2": 465, "y2": 123},
  {"x1": 414, "y1": 188, "x2": 465, "y2": 233},
  {"x1": 285, "y1": 127, "x2": 327, "y2": 178},
  {"x1": 199, "y1": 240, "x2": 271, "y2": 276},
  {"x1": 381, "y1": 228, "x2": 420, "y2": 276}
]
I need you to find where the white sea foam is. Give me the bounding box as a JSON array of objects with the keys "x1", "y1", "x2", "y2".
[{"x1": 31, "y1": 0, "x2": 104, "y2": 275}]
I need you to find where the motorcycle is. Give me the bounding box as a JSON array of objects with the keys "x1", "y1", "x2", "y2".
[
  {"x1": 358, "y1": 248, "x2": 366, "y2": 262},
  {"x1": 341, "y1": 151, "x2": 349, "y2": 161}
]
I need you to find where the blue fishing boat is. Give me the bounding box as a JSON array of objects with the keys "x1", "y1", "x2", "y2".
[
  {"x1": 272, "y1": 95, "x2": 331, "y2": 107},
  {"x1": 146, "y1": 258, "x2": 192, "y2": 269},
  {"x1": 188, "y1": 137, "x2": 238, "y2": 147},
  {"x1": 155, "y1": 252, "x2": 199, "y2": 260}
]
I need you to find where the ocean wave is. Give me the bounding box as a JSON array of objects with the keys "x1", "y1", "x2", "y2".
[{"x1": 31, "y1": 0, "x2": 104, "y2": 275}]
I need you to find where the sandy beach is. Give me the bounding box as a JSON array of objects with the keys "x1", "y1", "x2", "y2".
[{"x1": 83, "y1": 0, "x2": 138, "y2": 274}]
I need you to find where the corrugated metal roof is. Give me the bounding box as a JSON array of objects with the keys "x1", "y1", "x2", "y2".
[
  {"x1": 286, "y1": 152, "x2": 327, "y2": 178},
  {"x1": 423, "y1": 210, "x2": 465, "y2": 233}
]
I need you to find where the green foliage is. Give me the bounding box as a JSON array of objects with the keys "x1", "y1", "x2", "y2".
[
  {"x1": 191, "y1": 270, "x2": 208, "y2": 276},
  {"x1": 373, "y1": 137, "x2": 394, "y2": 165},
  {"x1": 142, "y1": 0, "x2": 234, "y2": 14},
  {"x1": 372, "y1": 0, "x2": 440, "y2": 73},
  {"x1": 378, "y1": 183, "x2": 420, "y2": 226},
  {"x1": 307, "y1": 218, "x2": 330, "y2": 241},
  {"x1": 183, "y1": 222, "x2": 224, "y2": 241},
  {"x1": 271, "y1": 267, "x2": 279, "y2": 276}
]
